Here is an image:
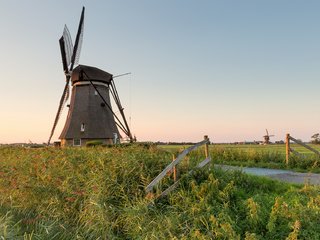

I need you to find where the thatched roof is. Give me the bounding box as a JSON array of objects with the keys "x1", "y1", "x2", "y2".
[{"x1": 72, "y1": 65, "x2": 113, "y2": 85}]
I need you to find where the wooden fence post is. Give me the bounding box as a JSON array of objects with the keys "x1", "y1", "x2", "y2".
[
  {"x1": 146, "y1": 138, "x2": 209, "y2": 193},
  {"x1": 172, "y1": 154, "x2": 177, "y2": 182},
  {"x1": 286, "y1": 133, "x2": 290, "y2": 165},
  {"x1": 204, "y1": 135, "x2": 209, "y2": 158}
]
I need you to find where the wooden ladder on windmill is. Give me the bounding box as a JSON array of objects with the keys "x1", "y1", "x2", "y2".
[{"x1": 145, "y1": 136, "x2": 211, "y2": 199}]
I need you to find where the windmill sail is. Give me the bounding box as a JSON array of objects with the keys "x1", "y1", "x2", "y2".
[
  {"x1": 59, "y1": 37, "x2": 69, "y2": 73},
  {"x1": 62, "y1": 25, "x2": 73, "y2": 67},
  {"x1": 47, "y1": 80, "x2": 70, "y2": 145},
  {"x1": 70, "y1": 6, "x2": 84, "y2": 71},
  {"x1": 47, "y1": 7, "x2": 85, "y2": 145}
]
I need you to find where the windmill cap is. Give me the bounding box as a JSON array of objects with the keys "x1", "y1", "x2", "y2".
[{"x1": 72, "y1": 65, "x2": 113, "y2": 85}]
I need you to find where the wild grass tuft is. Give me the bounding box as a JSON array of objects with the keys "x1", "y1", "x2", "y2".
[{"x1": 0, "y1": 145, "x2": 319, "y2": 238}]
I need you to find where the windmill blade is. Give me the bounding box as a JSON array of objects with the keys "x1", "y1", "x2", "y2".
[
  {"x1": 59, "y1": 36, "x2": 71, "y2": 104},
  {"x1": 70, "y1": 6, "x2": 85, "y2": 71},
  {"x1": 62, "y1": 25, "x2": 73, "y2": 67},
  {"x1": 59, "y1": 37, "x2": 68, "y2": 73},
  {"x1": 73, "y1": 24, "x2": 83, "y2": 67},
  {"x1": 48, "y1": 7, "x2": 84, "y2": 145},
  {"x1": 47, "y1": 80, "x2": 70, "y2": 145},
  {"x1": 266, "y1": 129, "x2": 269, "y2": 136}
]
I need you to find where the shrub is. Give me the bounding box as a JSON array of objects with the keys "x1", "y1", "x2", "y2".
[{"x1": 85, "y1": 140, "x2": 103, "y2": 147}]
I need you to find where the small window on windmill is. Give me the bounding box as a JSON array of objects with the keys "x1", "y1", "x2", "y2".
[
  {"x1": 94, "y1": 90, "x2": 98, "y2": 96},
  {"x1": 81, "y1": 123, "x2": 85, "y2": 132},
  {"x1": 73, "y1": 139, "x2": 81, "y2": 146}
]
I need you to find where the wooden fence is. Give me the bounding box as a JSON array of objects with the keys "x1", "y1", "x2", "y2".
[
  {"x1": 145, "y1": 135, "x2": 211, "y2": 198},
  {"x1": 285, "y1": 133, "x2": 320, "y2": 164}
]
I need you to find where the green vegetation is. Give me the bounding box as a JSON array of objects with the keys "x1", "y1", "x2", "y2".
[
  {"x1": 160, "y1": 144, "x2": 320, "y2": 173},
  {"x1": 311, "y1": 133, "x2": 320, "y2": 144},
  {"x1": 0, "y1": 145, "x2": 319, "y2": 239},
  {"x1": 85, "y1": 140, "x2": 104, "y2": 147}
]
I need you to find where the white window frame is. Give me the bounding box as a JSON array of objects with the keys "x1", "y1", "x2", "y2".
[{"x1": 73, "y1": 138, "x2": 81, "y2": 146}]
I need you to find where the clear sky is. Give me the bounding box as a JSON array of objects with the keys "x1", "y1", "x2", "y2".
[{"x1": 1, "y1": 0, "x2": 320, "y2": 143}]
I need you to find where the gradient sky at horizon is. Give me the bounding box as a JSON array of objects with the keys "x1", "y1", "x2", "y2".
[{"x1": 1, "y1": 0, "x2": 320, "y2": 143}]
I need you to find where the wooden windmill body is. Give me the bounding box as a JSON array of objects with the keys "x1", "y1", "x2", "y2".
[
  {"x1": 48, "y1": 7, "x2": 132, "y2": 147},
  {"x1": 59, "y1": 65, "x2": 120, "y2": 146}
]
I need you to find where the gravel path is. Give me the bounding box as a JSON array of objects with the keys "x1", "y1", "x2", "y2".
[{"x1": 215, "y1": 164, "x2": 320, "y2": 185}]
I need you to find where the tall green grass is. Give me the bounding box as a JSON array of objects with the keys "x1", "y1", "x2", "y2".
[
  {"x1": 0, "y1": 145, "x2": 319, "y2": 239},
  {"x1": 160, "y1": 144, "x2": 320, "y2": 172},
  {"x1": 208, "y1": 145, "x2": 320, "y2": 172}
]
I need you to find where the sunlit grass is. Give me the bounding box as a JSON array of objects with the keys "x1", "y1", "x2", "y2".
[
  {"x1": 0, "y1": 144, "x2": 319, "y2": 239},
  {"x1": 160, "y1": 143, "x2": 320, "y2": 172}
]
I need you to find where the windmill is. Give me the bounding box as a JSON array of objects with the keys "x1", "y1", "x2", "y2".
[
  {"x1": 48, "y1": 7, "x2": 133, "y2": 146},
  {"x1": 263, "y1": 129, "x2": 274, "y2": 144}
]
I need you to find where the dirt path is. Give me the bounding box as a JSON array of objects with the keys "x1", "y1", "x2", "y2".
[{"x1": 215, "y1": 164, "x2": 320, "y2": 185}]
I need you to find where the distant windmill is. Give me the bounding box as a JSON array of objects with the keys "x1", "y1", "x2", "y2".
[
  {"x1": 263, "y1": 129, "x2": 274, "y2": 144},
  {"x1": 48, "y1": 7, "x2": 133, "y2": 146}
]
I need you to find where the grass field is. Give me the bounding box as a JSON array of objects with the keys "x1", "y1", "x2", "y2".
[
  {"x1": 159, "y1": 143, "x2": 320, "y2": 173},
  {"x1": 0, "y1": 144, "x2": 320, "y2": 239},
  {"x1": 160, "y1": 142, "x2": 320, "y2": 154}
]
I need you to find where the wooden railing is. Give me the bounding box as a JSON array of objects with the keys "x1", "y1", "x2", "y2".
[
  {"x1": 145, "y1": 135, "x2": 211, "y2": 198},
  {"x1": 285, "y1": 133, "x2": 320, "y2": 165}
]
